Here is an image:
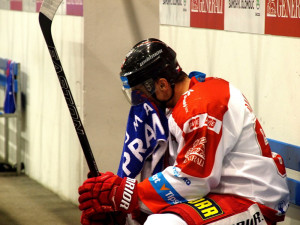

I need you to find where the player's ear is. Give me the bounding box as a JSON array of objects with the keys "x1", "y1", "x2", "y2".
[{"x1": 157, "y1": 78, "x2": 169, "y2": 92}]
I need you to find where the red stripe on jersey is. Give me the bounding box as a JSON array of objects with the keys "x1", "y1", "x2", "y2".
[
  {"x1": 138, "y1": 178, "x2": 170, "y2": 213},
  {"x1": 254, "y1": 119, "x2": 286, "y2": 177},
  {"x1": 171, "y1": 77, "x2": 230, "y2": 178},
  {"x1": 254, "y1": 119, "x2": 272, "y2": 158},
  {"x1": 243, "y1": 92, "x2": 286, "y2": 177}
]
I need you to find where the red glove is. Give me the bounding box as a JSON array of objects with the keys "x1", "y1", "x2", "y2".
[{"x1": 78, "y1": 172, "x2": 139, "y2": 218}]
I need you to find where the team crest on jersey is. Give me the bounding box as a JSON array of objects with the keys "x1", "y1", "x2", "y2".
[
  {"x1": 185, "y1": 197, "x2": 224, "y2": 220},
  {"x1": 184, "y1": 137, "x2": 206, "y2": 167}
]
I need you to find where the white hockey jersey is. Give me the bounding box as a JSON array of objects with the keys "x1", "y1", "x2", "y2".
[{"x1": 138, "y1": 77, "x2": 289, "y2": 219}]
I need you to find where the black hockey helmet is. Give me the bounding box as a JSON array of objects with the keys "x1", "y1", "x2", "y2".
[
  {"x1": 120, "y1": 38, "x2": 181, "y2": 88},
  {"x1": 120, "y1": 38, "x2": 182, "y2": 105}
]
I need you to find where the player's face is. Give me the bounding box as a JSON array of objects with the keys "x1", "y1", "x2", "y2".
[
  {"x1": 123, "y1": 78, "x2": 175, "y2": 108},
  {"x1": 122, "y1": 84, "x2": 156, "y2": 106}
]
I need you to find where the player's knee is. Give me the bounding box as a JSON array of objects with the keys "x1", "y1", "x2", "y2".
[{"x1": 144, "y1": 213, "x2": 187, "y2": 225}]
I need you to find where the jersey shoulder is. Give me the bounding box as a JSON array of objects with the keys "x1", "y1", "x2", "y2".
[{"x1": 171, "y1": 78, "x2": 231, "y2": 129}]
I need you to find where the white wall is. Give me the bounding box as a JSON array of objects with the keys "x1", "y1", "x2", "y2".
[
  {"x1": 0, "y1": 9, "x2": 84, "y2": 204},
  {"x1": 160, "y1": 25, "x2": 300, "y2": 224}
]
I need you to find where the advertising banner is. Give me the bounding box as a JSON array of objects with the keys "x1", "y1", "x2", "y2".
[
  {"x1": 190, "y1": 0, "x2": 224, "y2": 30},
  {"x1": 265, "y1": 0, "x2": 300, "y2": 37},
  {"x1": 159, "y1": 0, "x2": 300, "y2": 38},
  {"x1": 66, "y1": 0, "x2": 83, "y2": 16},
  {"x1": 10, "y1": 0, "x2": 22, "y2": 11},
  {"x1": 224, "y1": 0, "x2": 265, "y2": 34},
  {"x1": 160, "y1": 0, "x2": 190, "y2": 26},
  {"x1": 0, "y1": 0, "x2": 10, "y2": 10},
  {"x1": 0, "y1": 0, "x2": 83, "y2": 16}
]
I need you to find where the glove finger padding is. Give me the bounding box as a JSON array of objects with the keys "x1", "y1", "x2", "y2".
[
  {"x1": 79, "y1": 172, "x2": 122, "y2": 216},
  {"x1": 78, "y1": 172, "x2": 138, "y2": 217}
]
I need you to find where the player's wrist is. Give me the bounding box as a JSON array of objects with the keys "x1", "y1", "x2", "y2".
[{"x1": 113, "y1": 177, "x2": 139, "y2": 213}]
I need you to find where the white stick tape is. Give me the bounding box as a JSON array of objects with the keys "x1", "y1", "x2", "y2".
[{"x1": 39, "y1": 0, "x2": 63, "y2": 21}]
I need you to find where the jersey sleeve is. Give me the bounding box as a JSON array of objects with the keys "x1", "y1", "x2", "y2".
[{"x1": 137, "y1": 78, "x2": 246, "y2": 213}]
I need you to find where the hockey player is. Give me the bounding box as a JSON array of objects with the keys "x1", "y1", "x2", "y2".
[{"x1": 78, "y1": 38, "x2": 289, "y2": 225}]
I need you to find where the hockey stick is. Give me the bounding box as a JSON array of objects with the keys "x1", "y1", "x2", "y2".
[{"x1": 39, "y1": 0, "x2": 99, "y2": 177}]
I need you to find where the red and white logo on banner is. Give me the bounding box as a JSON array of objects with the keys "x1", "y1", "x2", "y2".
[
  {"x1": 265, "y1": 0, "x2": 300, "y2": 37},
  {"x1": 190, "y1": 0, "x2": 224, "y2": 30}
]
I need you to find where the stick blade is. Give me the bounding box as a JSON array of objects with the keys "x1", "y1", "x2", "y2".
[{"x1": 39, "y1": 0, "x2": 63, "y2": 21}]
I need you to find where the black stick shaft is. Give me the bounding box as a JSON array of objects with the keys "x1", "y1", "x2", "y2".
[{"x1": 39, "y1": 13, "x2": 99, "y2": 177}]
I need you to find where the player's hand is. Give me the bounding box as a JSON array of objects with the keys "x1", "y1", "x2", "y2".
[
  {"x1": 78, "y1": 171, "x2": 139, "y2": 218},
  {"x1": 80, "y1": 211, "x2": 127, "y2": 225}
]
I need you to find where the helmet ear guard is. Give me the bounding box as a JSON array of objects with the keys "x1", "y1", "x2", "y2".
[{"x1": 143, "y1": 79, "x2": 155, "y2": 94}]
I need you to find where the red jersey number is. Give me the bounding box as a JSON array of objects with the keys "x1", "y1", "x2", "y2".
[{"x1": 255, "y1": 120, "x2": 286, "y2": 177}]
